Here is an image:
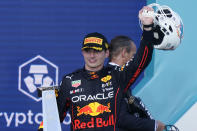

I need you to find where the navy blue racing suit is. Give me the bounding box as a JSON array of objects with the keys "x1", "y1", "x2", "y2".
[{"x1": 57, "y1": 30, "x2": 155, "y2": 131}]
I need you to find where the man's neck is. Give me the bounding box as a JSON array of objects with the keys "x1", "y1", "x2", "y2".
[{"x1": 85, "y1": 65, "x2": 103, "y2": 72}]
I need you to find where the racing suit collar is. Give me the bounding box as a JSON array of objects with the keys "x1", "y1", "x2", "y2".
[
  {"x1": 82, "y1": 66, "x2": 105, "y2": 80},
  {"x1": 108, "y1": 62, "x2": 120, "y2": 67}
]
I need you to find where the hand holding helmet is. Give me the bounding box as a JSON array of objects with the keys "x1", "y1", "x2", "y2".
[
  {"x1": 164, "y1": 125, "x2": 179, "y2": 131},
  {"x1": 138, "y1": 6, "x2": 154, "y2": 30},
  {"x1": 139, "y1": 3, "x2": 184, "y2": 50},
  {"x1": 155, "y1": 123, "x2": 179, "y2": 131}
]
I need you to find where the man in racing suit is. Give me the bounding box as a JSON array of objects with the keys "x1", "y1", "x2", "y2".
[
  {"x1": 56, "y1": 6, "x2": 164, "y2": 131},
  {"x1": 38, "y1": 6, "x2": 164, "y2": 131}
]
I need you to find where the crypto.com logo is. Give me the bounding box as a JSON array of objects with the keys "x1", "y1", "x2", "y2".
[{"x1": 18, "y1": 55, "x2": 58, "y2": 102}]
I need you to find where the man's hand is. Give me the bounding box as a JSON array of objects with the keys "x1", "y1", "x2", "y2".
[
  {"x1": 156, "y1": 120, "x2": 165, "y2": 131},
  {"x1": 139, "y1": 6, "x2": 154, "y2": 31}
]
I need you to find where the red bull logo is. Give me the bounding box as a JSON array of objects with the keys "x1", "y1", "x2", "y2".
[
  {"x1": 101, "y1": 75, "x2": 112, "y2": 83},
  {"x1": 77, "y1": 105, "x2": 93, "y2": 116},
  {"x1": 77, "y1": 102, "x2": 111, "y2": 116},
  {"x1": 74, "y1": 114, "x2": 114, "y2": 129},
  {"x1": 96, "y1": 103, "x2": 111, "y2": 113}
]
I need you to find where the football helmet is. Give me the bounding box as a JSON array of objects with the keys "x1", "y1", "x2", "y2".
[{"x1": 140, "y1": 3, "x2": 184, "y2": 50}]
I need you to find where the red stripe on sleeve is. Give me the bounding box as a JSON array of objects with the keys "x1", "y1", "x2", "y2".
[
  {"x1": 114, "y1": 88, "x2": 120, "y2": 131},
  {"x1": 124, "y1": 46, "x2": 149, "y2": 92}
]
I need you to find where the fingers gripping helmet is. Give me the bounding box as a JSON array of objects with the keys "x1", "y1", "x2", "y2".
[
  {"x1": 145, "y1": 3, "x2": 184, "y2": 50},
  {"x1": 165, "y1": 125, "x2": 179, "y2": 131}
]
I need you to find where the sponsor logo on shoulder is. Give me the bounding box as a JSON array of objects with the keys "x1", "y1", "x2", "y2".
[{"x1": 101, "y1": 75, "x2": 112, "y2": 83}]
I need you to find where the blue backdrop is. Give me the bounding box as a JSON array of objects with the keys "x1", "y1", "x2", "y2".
[{"x1": 0, "y1": 0, "x2": 146, "y2": 130}]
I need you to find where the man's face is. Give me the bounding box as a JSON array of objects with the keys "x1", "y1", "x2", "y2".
[{"x1": 82, "y1": 49, "x2": 109, "y2": 71}]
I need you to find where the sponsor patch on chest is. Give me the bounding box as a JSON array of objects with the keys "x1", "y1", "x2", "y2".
[
  {"x1": 71, "y1": 80, "x2": 81, "y2": 88},
  {"x1": 71, "y1": 91, "x2": 114, "y2": 103}
]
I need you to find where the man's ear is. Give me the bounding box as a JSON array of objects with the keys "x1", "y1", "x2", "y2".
[
  {"x1": 121, "y1": 48, "x2": 127, "y2": 59},
  {"x1": 105, "y1": 50, "x2": 109, "y2": 58}
]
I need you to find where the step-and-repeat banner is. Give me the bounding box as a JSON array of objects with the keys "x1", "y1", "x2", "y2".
[{"x1": 0, "y1": 0, "x2": 146, "y2": 130}]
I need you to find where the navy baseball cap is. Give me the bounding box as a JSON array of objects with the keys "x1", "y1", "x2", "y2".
[{"x1": 82, "y1": 32, "x2": 109, "y2": 51}]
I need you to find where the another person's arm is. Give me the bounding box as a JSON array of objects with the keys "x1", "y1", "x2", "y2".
[
  {"x1": 118, "y1": 6, "x2": 165, "y2": 131},
  {"x1": 117, "y1": 99, "x2": 164, "y2": 131},
  {"x1": 57, "y1": 76, "x2": 71, "y2": 122}
]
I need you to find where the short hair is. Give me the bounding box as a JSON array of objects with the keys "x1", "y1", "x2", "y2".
[{"x1": 109, "y1": 35, "x2": 134, "y2": 61}]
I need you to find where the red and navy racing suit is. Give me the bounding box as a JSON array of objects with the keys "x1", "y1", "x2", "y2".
[
  {"x1": 57, "y1": 30, "x2": 155, "y2": 131},
  {"x1": 107, "y1": 63, "x2": 155, "y2": 131}
]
